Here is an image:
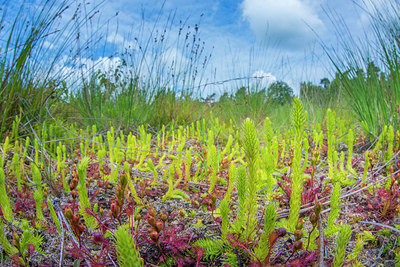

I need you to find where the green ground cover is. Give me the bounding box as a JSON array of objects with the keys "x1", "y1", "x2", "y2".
[{"x1": 1, "y1": 0, "x2": 400, "y2": 266}]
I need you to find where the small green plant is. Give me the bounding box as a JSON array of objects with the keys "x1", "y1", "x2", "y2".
[
  {"x1": 11, "y1": 140, "x2": 22, "y2": 191},
  {"x1": 114, "y1": 225, "x2": 143, "y2": 267},
  {"x1": 346, "y1": 128, "x2": 355, "y2": 173},
  {"x1": 288, "y1": 97, "x2": 306, "y2": 232},
  {"x1": 1, "y1": 137, "x2": 10, "y2": 167},
  {"x1": 0, "y1": 219, "x2": 17, "y2": 258},
  {"x1": 333, "y1": 225, "x2": 352, "y2": 267},
  {"x1": 241, "y1": 118, "x2": 260, "y2": 238},
  {"x1": 162, "y1": 163, "x2": 189, "y2": 201},
  {"x1": 207, "y1": 145, "x2": 218, "y2": 194},
  {"x1": 385, "y1": 125, "x2": 394, "y2": 189},
  {"x1": 12, "y1": 220, "x2": 45, "y2": 265},
  {"x1": 123, "y1": 162, "x2": 142, "y2": 205},
  {"x1": 254, "y1": 202, "x2": 277, "y2": 262},
  {"x1": 220, "y1": 198, "x2": 229, "y2": 239},
  {"x1": 326, "y1": 178, "x2": 342, "y2": 236},
  {"x1": 232, "y1": 165, "x2": 247, "y2": 234},
  {"x1": 347, "y1": 233, "x2": 365, "y2": 261},
  {"x1": 327, "y1": 109, "x2": 336, "y2": 179},
  {"x1": 0, "y1": 167, "x2": 13, "y2": 221},
  {"x1": 194, "y1": 238, "x2": 226, "y2": 262},
  {"x1": 147, "y1": 159, "x2": 159, "y2": 186},
  {"x1": 47, "y1": 198, "x2": 60, "y2": 233},
  {"x1": 77, "y1": 157, "x2": 96, "y2": 229}
]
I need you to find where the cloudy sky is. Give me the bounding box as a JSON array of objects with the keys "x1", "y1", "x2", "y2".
[
  {"x1": 88, "y1": 0, "x2": 378, "y2": 95},
  {"x1": 4, "y1": 0, "x2": 381, "y2": 96}
]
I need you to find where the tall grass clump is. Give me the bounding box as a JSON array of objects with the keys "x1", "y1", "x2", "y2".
[
  {"x1": 68, "y1": 7, "x2": 212, "y2": 131},
  {"x1": 324, "y1": 1, "x2": 400, "y2": 137},
  {"x1": 0, "y1": 0, "x2": 102, "y2": 142}
]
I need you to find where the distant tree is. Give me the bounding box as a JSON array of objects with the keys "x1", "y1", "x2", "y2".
[
  {"x1": 328, "y1": 73, "x2": 342, "y2": 98},
  {"x1": 234, "y1": 86, "x2": 247, "y2": 102},
  {"x1": 219, "y1": 92, "x2": 230, "y2": 103},
  {"x1": 320, "y1": 78, "x2": 330, "y2": 89},
  {"x1": 300, "y1": 75, "x2": 342, "y2": 105},
  {"x1": 267, "y1": 81, "x2": 294, "y2": 105},
  {"x1": 253, "y1": 88, "x2": 267, "y2": 100},
  {"x1": 300, "y1": 81, "x2": 324, "y2": 101}
]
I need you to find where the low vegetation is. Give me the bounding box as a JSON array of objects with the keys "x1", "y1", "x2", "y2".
[{"x1": 1, "y1": 0, "x2": 400, "y2": 266}]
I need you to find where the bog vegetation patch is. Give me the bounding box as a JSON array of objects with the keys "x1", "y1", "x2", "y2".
[{"x1": 1, "y1": 100, "x2": 400, "y2": 266}]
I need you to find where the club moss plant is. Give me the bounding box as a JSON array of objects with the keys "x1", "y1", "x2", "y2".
[
  {"x1": 347, "y1": 233, "x2": 365, "y2": 262},
  {"x1": 0, "y1": 219, "x2": 17, "y2": 258},
  {"x1": 162, "y1": 163, "x2": 189, "y2": 202},
  {"x1": 385, "y1": 125, "x2": 394, "y2": 189},
  {"x1": 114, "y1": 225, "x2": 143, "y2": 266},
  {"x1": 254, "y1": 202, "x2": 277, "y2": 262},
  {"x1": 261, "y1": 117, "x2": 276, "y2": 197},
  {"x1": 377, "y1": 126, "x2": 387, "y2": 153},
  {"x1": 77, "y1": 157, "x2": 96, "y2": 229},
  {"x1": 333, "y1": 224, "x2": 352, "y2": 267},
  {"x1": 220, "y1": 198, "x2": 229, "y2": 239},
  {"x1": 0, "y1": 167, "x2": 13, "y2": 222},
  {"x1": 184, "y1": 147, "x2": 193, "y2": 183},
  {"x1": 326, "y1": 176, "x2": 342, "y2": 236},
  {"x1": 261, "y1": 145, "x2": 274, "y2": 197},
  {"x1": 221, "y1": 135, "x2": 233, "y2": 157},
  {"x1": 346, "y1": 128, "x2": 355, "y2": 174},
  {"x1": 31, "y1": 162, "x2": 45, "y2": 221},
  {"x1": 288, "y1": 98, "x2": 306, "y2": 232},
  {"x1": 47, "y1": 198, "x2": 61, "y2": 233},
  {"x1": 193, "y1": 238, "x2": 226, "y2": 262},
  {"x1": 123, "y1": 162, "x2": 142, "y2": 205},
  {"x1": 9, "y1": 219, "x2": 45, "y2": 265},
  {"x1": 232, "y1": 165, "x2": 247, "y2": 233},
  {"x1": 327, "y1": 109, "x2": 336, "y2": 180},
  {"x1": 147, "y1": 159, "x2": 158, "y2": 186},
  {"x1": 11, "y1": 140, "x2": 22, "y2": 191},
  {"x1": 207, "y1": 145, "x2": 218, "y2": 194},
  {"x1": 56, "y1": 144, "x2": 69, "y2": 191},
  {"x1": 1, "y1": 137, "x2": 10, "y2": 168},
  {"x1": 241, "y1": 118, "x2": 260, "y2": 238}
]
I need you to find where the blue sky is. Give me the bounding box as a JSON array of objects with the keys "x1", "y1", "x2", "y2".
[
  {"x1": 3, "y1": 0, "x2": 382, "y2": 96},
  {"x1": 90, "y1": 0, "x2": 378, "y2": 96}
]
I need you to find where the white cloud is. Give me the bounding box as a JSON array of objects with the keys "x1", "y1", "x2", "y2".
[
  {"x1": 106, "y1": 33, "x2": 136, "y2": 51},
  {"x1": 241, "y1": 0, "x2": 325, "y2": 49},
  {"x1": 106, "y1": 33, "x2": 125, "y2": 45},
  {"x1": 252, "y1": 70, "x2": 274, "y2": 79},
  {"x1": 251, "y1": 70, "x2": 276, "y2": 89}
]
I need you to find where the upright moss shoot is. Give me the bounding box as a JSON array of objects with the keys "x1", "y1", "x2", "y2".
[
  {"x1": 115, "y1": 225, "x2": 143, "y2": 266},
  {"x1": 333, "y1": 225, "x2": 352, "y2": 267},
  {"x1": 242, "y1": 118, "x2": 260, "y2": 237},
  {"x1": 288, "y1": 98, "x2": 306, "y2": 232},
  {"x1": 77, "y1": 157, "x2": 96, "y2": 229},
  {"x1": 0, "y1": 167, "x2": 13, "y2": 221}
]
